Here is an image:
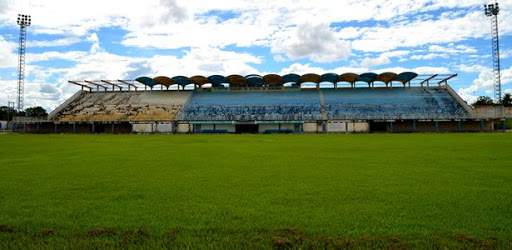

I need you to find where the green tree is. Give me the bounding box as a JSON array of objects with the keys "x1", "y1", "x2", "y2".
[
  {"x1": 472, "y1": 96, "x2": 494, "y2": 106},
  {"x1": 0, "y1": 106, "x2": 17, "y2": 121},
  {"x1": 502, "y1": 93, "x2": 512, "y2": 107},
  {"x1": 24, "y1": 106, "x2": 48, "y2": 117}
]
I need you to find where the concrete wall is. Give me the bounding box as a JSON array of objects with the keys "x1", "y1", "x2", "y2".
[
  {"x1": 327, "y1": 121, "x2": 345, "y2": 133},
  {"x1": 350, "y1": 122, "x2": 370, "y2": 133},
  {"x1": 177, "y1": 123, "x2": 190, "y2": 133},
  {"x1": 133, "y1": 123, "x2": 152, "y2": 133},
  {"x1": 258, "y1": 123, "x2": 294, "y2": 133},
  {"x1": 155, "y1": 123, "x2": 173, "y2": 133},
  {"x1": 303, "y1": 122, "x2": 321, "y2": 133}
]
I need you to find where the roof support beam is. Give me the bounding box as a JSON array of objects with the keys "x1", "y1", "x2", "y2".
[
  {"x1": 85, "y1": 80, "x2": 108, "y2": 91},
  {"x1": 418, "y1": 74, "x2": 438, "y2": 87},
  {"x1": 118, "y1": 80, "x2": 138, "y2": 91},
  {"x1": 101, "y1": 80, "x2": 123, "y2": 91},
  {"x1": 68, "y1": 81, "x2": 92, "y2": 91},
  {"x1": 437, "y1": 74, "x2": 457, "y2": 86}
]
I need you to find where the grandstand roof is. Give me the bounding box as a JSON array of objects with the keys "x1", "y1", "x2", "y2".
[{"x1": 69, "y1": 73, "x2": 458, "y2": 91}]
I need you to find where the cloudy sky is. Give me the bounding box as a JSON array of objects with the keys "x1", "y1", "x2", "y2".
[{"x1": 0, "y1": 0, "x2": 511, "y2": 111}]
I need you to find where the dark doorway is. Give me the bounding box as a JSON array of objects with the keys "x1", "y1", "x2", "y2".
[
  {"x1": 235, "y1": 124, "x2": 259, "y2": 133},
  {"x1": 95, "y1": 123, "x2": 106, "y2": 133},
  {"x1": 370, "y1": 121, "x2": 387, "y2": 132}
]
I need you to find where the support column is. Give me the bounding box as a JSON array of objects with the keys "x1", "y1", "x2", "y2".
[
  {"x1": 151, "y1": 122, "x2": 154, "y2": 134},
  {"x1": 435, "y1": 121, "x2": 439, "y2": 133},
  {"x1": 345, "y1": 122, "x2": 349, "y2": 133},
  {"x1": 480, "y1": 120, "x2": 484, "y2": 132},
  {"x1": 23, "y1": 123, "x2": 27, "y2": 133},
  {"x1": 36, "y1": 123, "x2": 40, "y2": 134},
  {"x1": 92, "y1": 122, "x2": 95, "y2": 133},
  {"x1": 54, "y1": 123, "x2": 58, "y2": 134},
  {"x1": 111, "y1": 123, "x2": 115, "y2": 134},
  {"x1": 503, "y1": 119, "x2": 506, "y2": 132},
  {"x1": 130, "y1": 123, "x2": 134, "y2": 134},
  {"x1": 322, "y1": 121, "x2": 327, "y2": 134},
  {"x1": 389, "y1": 121, "x2": 394, "y2": 133},
  {"x1": 412, "y1": 120, "x2": 416, "y2": 133},
  {"x1": 73, "y1": 123, "x2": 76, "y2": 134},
  {"x1": 457, "y1": 120, "x2": 462, "y2": 132}
]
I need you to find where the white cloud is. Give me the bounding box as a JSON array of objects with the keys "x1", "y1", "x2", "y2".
[
  {"x1": 361, "y1": 50, "x2": 409, "y2": 67},
  {"x1": 0, "y1": 35, "x2": 17, "y2": 69},
  {"x1": 458, "y1": 66, "x2": 512, "y2": 103},
  {"x1": 27, "y1": 37, "x2": 81, "y2": 47},
  {"x1": 410, "y1": 53, "x2": 449, "y2": 60},
  {"x1": 270, "y1": 23, "x2": 351, "y2": 63}
]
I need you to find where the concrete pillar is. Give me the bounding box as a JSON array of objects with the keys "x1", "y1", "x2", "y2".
[
  {"x1": 345, "y1": 122, "x2": 349, "y2": 134},
  {"x1": 480, "y1": 120, "x2": 484, "y2": 132},
  {"x1": 36, "y1": 123, "x2": 40, "y2": 134},
  {"x1": 111, "y1": 123, "x2": 115, "y2": 134},
  {"x1": 73, "y1": 123, "x2": 76, "y2": 134},
  {"x1": 151, "y1": 122, "x2": 154, "y2": 134},
  {"x1": 413, "y1": 120, "x2": 416, "y2": 132},
  {"x1": 435, "y1": 121, "x2": 439, "y2": 133},
  {"x1": 92, "y1": 123, "x2": 95, "y2": 133},
  {"x1": 54, "y1": 123, "x2": 58, "y2": 134},
  {"x1": 457, "y1": 120, "x2": 462, "y2": 132},
  {"x1": 130, "y1": 123, "x2": 134, "y2": 134},
  {"x1": 389, "y1": 121, "x2": 394, "y2": 133}
]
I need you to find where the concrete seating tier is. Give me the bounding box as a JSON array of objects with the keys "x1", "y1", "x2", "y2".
[
  {"x1": 56, "y1": 91, "x2": 192, "y2": 122},
  {"x1": 323, "y1": 88, "x2": 469, "y2": 120},
  {"x1": 180, "y1": 91, "x2": 323, "y2": 121}
]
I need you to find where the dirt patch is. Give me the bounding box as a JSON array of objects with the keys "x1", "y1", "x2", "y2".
[
  {"x1": 88, "y1": 228, "x2": 119, "y2": 237},
  {"x1": 273, "y1": 236, "x2": 293, "y2": 248},
  {"x1": 0, "y1": 225, "x2": 14, "y2": 233},
  {"x1": 165, "y1": 228, "x2": 180, "y2": 238},
  {"x1": 40, "y1": 228, "x2": 55, "y2": 236}
]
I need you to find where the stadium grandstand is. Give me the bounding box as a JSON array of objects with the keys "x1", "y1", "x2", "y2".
[{"x1": 16, "y1": 72, "x2": 499, "y2": 134}]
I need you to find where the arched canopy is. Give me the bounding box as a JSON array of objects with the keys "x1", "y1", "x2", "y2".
[
  {"x1": 207, "y1": 75, "x2": 226, "y2": 87},
  {"x1": 190, "y1": 75, "x2": 209, "y2": 86},
  {"x1": 263, "y1": 74, "x2": 283, "y2": 85},
  {"x1": 226, "y1": 74, "x2": 246, "y2": 86},
  {"x1": 171, "y1": 76, "x2": 192, "y2": 87},
  {"x1": 153, "y1": 76, "x2": 175, "y2": 87},
  {"x1": 282, "y1": 73, "x2": 300, "y2": 84},
  {"x1": 245, "y1": 74, "x2": 263, "y2": 86},
  {"x1": 356, "y1": 73, "x2": 378, "y2": 83},
  {"x1": 319, "y1": 73, "x2": 339, "y2": 83},
  {"x1": 300, "y1": 73, "x2": 321, "y2": 83},
  {"x1": 136, "y1": 76, "x2": 158, "y2": 87},
  {"x1": 395, "y1": 72, "x2": 418, "y2": 84},
  {"x1": 376, "y1": 72, "x2": 398, "y2": 84},
  {"x1": 338, "y1": 73, "x2": 359, "y2": 83}
]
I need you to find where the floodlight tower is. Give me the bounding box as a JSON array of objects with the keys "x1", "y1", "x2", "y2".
[
  {"x1": 16, "y1": 14, "x2": 31, "y2": 111},
  {"x1": 484, "y1": 2, "x2": 502, "y2": 118}
]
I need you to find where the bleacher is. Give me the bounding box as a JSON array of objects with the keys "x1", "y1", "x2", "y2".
[
  {"x1": 323, "y1": 88, "x2": 469, "y2": 120},
  {"x1": 180, "y1": 91, "x2": 323, "y2": 121},
  {"x1": 55, "y1": 91, "x2": 192, "y2": 122}
]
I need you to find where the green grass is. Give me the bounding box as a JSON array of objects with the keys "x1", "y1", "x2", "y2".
[{"x1": 0, "y1": 134, "x2": 511, "y2": 248}]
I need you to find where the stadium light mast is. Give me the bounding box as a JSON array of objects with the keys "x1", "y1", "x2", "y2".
[
  {"x1": 484, "y1": 2, "x2": 503, "y2": 119},
  {"x1": 16, "y1": 14, "x2": 31, "y2": 112}
]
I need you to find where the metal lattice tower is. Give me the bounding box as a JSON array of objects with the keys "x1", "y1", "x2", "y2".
[
  {"x1": 16, "y1": 14, "x2": 31, "y2": 112},
  {"x1": 484, "y1": 2, "x2": 502, "y2": 118}
]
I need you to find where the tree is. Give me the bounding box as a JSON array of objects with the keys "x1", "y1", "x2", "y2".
[
  {"x1": 0, "y1": 106, "x2": 17, "y2": 121},
  {"x1": 472, "y1": 96, "x2": 494, "y2": 106},
  {"x1": 24, "y1": 106, "x2": 48, "y2": 117},
  {"x1": 502, "y1": 93, "x2": 512, "y2": 107}
]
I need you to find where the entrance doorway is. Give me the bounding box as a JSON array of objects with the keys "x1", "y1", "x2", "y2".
[{"x1": 235, "y1": 124, "x2": 259, "y2": 133}]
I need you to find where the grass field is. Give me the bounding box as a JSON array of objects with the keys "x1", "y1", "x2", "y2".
[{"x1": 0, "y1": 134, "x2": 511, "y2": 248}]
